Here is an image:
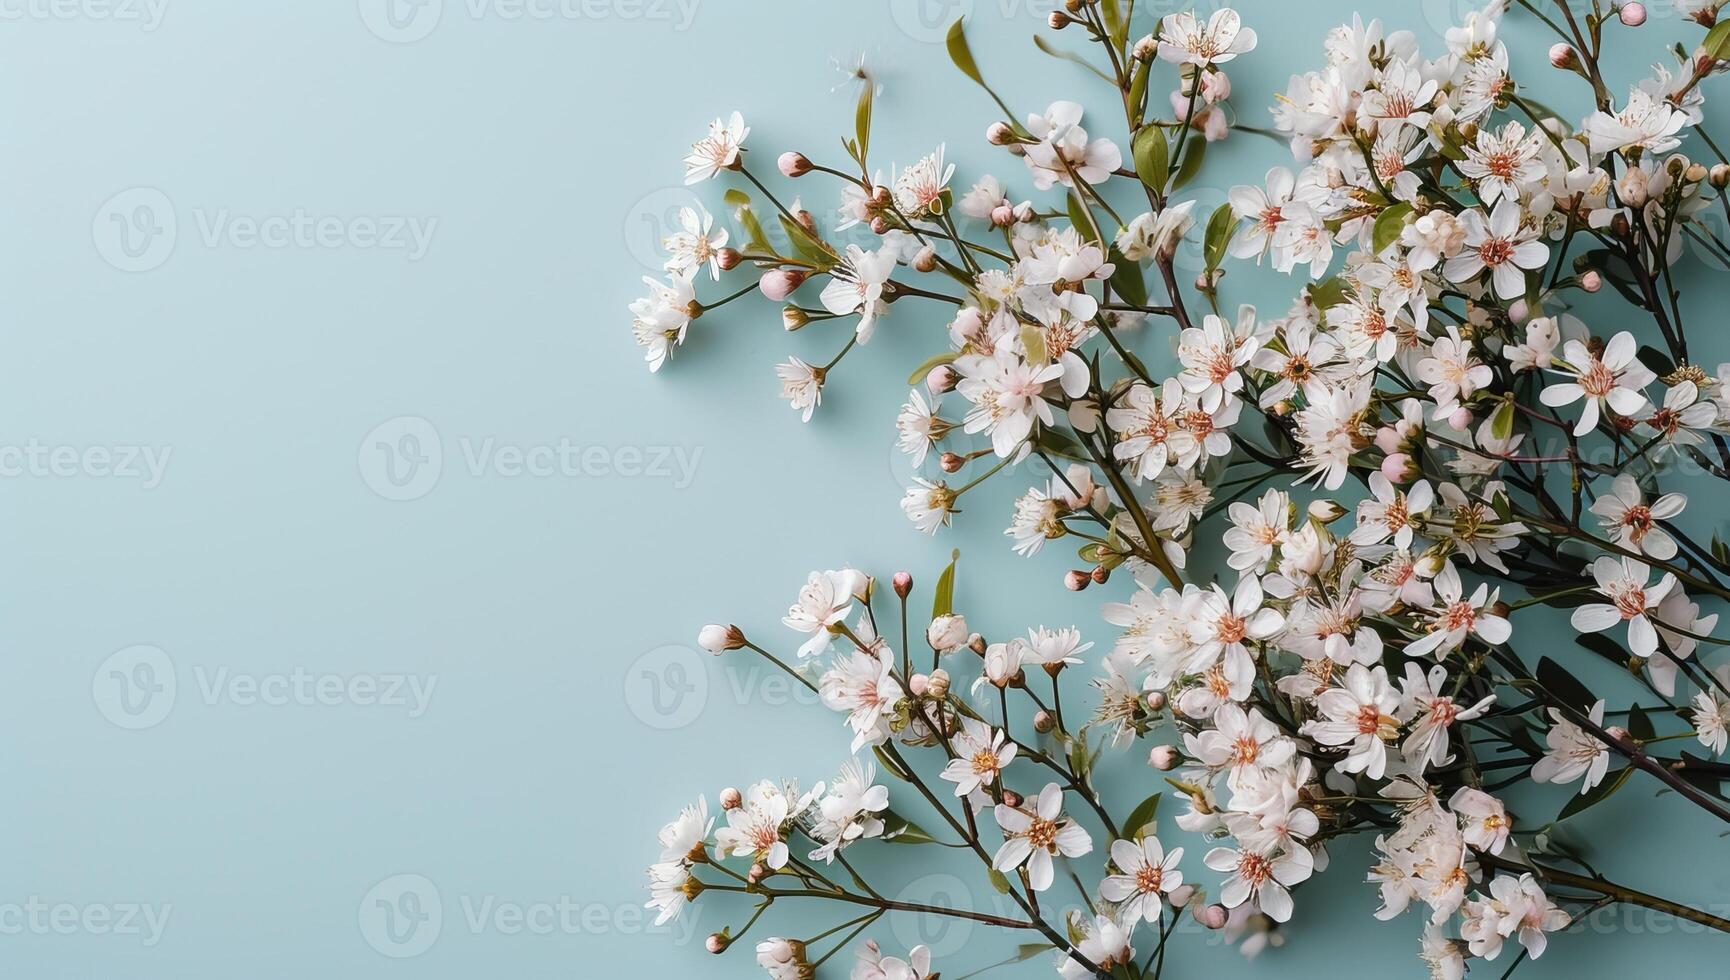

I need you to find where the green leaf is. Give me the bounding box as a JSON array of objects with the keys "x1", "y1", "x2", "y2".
[
  {"x1": 1034, "y1": 427, "x2": 1089, "y2": 463},
  {"x1": 1203, "y1": 202, "x2": 1238, "y2": 273},
  {"x1": 873, "y1": 745, "x2": 912, "y2": 782},
  {"x1": 1033, "y1": 34, "x2": 1114, "y2": 83},
  {"x1": 1131, "y1": 126, "x2": 1170, "y2": 196},
  {"x1": 1371, "y1": 202, "x2": 1413, "y2": 256},
  {"x1": 988, "y1": 869, "x2": 1012, "y2": 894},
  {"x1": 946, "y1": 19, "x2": 984, "y2": 85},
  {"x1": 932, "y1": 549, "x2": 960, "y2": 620},
  {"x1": 1704, "y1": 20, "x2": 1730, "y2": 62},
  {"x1": 1108, "y1": 245, "x2": 1148, "y2": 308},
  {"x1": 907, "y1": 351, "x2": 959, "y2": 386},
  {"x1": 1068, "y1": 193, "x2": 1101, "y2": 246},
  {"x1": 1068, "y1": 735, "x2": 1091, "y2": 777},
  {"x1": 1637, "y1": 344, "x2": 1676, "y2": 379},
  {"x1": 1101, "y1": 0, "x2": 1127, "y2": 52},
  {"x1": 1172, "y1": 138, "x2": 1207, "y2": 190},
  {"x1": 1558, "y1": 765, "x2": 1633, "y2": 821},
  {"x1": 1537, "y1": 657, "x2": 1598, "y2": 714},
  {"x1": 1121, "y1": 792, "x2": 1162, "y2": 840},
  {"x1": 779, "y1": 215, "x2": 833, "y2": 270},
  {"x1": 1127, "y1": 61, "x2": 1150, "y2": 127},
  {"x1": 1306, "y1": 277, "x2": 1349, "y2": 312},
  {"x1": 1628, "y1": 704, "x2": 1655, "y2": 742},
  {"x1": 1488, "y1": 399, "x2": 1516, "y2": 441},
  {"x1": 882, "y1": 811, "x2": 940, "y2": 845},
  {"x1": 854, "y1": 80, "x2": 873, "y2": 167},
  {"x1": 723, "y1": 189, "x2": 774, "y2": 255}
]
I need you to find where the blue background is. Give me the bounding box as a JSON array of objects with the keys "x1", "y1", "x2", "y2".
[{"x1": 4, "y1": 0, "x2": 1728, "y2": 976}]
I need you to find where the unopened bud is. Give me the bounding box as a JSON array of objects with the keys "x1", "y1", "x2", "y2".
[
  {"x1": 870, "y1": 215, "x2": 891, "y2": 235},
  {"x1": 909, "y1": 673, "x2": 931, "y2": 697},
  {"x1": 1687, "y1": 162, "x2": 1709, "y2": 184},
  {"x1": 928, "y1": 668, "x2": 951, "y2": 699},
  {"x1": 1381, "y1": 452, "x2": 1417, "y2": 484},
  {"x1": 758, "y1": 269, "x2": 807, "y2": 301},
  {"x1": 1002, "y1": 789, "x2": 1023, "y2": 808},
  {"x1": 1049, "y1": 10, "x2": 1073, "y2": 28},
  {"x1": 1619, "y1": 2, "x2": 1646, "y2": 26},
  {"x1": 1712, "y1": 164, "x2": 1730, "y2": 189},
  {"x1": 892, "y1": 571, "x2": 913, "y2": 598},
  {"x1": 1065, "y1": 569, "x2": 1091, "y2": 591},
  {"x1": 748, "y1": 862, "x2": 769, "y2": 884},
  {"x1": 1581, "y1": 270, "x2": 1603, "y2": 292},
  {"x1": 1307, "y1": 499, "x2": 1348, "y2": 524},
  {"x1": 927, "y1": 364, "x2": 958, "y2": 395},
  {"x1": 720, "y1": 787, "x2": 743, "y2": 810},
  {"x1": 796, "y1": 209, "x2": 817, "y2": 234},
  {"x1": 707, "y1": 933, "x2": 729, "y2": 954},
  {"x1": 778, "y1": 151, "x2": 813, "y2": 177},
  {"x1": 1133, "y1": 34, "x2": 1156, "y2": 61},
  {"x1": 1033, "y1": 709, "x2": 1056, "y2": 733},
  {"x1": 987, "y1": 121, "x2": 1017, "y2": 146},
  {"x1": 913, "y1": 246, "x2": 938, "y2": 273},
  {"x1": 1447, "y1": 405, "x2": 1473, "y2": 430},
  {"x1": 1549, "y1": 43, "x2": 1578, "y2": 69},
  {"x1": 1606, "y1": 725, "x2": 1631, "y2": 741},
  {"x1": 782, "y1": 306, "x2": 810, "y2": 331},
  {"x1": 1197, "y1": 904, "x2": 1229, "y2": 929},
  {"x1": 1090, "y1": 565, "x2": 1110, "y2": 585},
  {"x1": 1013, "y1": 202, "x2": 1036, "y2": 223},
  {"x1": 939, "y1": 452, "x2": 966, "y2": 474},
  {"x1": 1149, "y1": 745, "x2": 1180, "y2": 770},
  {"x1": 716, "y1": 247, "x2": 743, "y2": 271},
  {"x1": 1168, "y1": 884, "x2": 1196, "y2": 908},
  {"x1": 698, "y1": 624, "x2": 746, "y2": 653},
  {"x1": 870, "y1": 185, "x2": 892, "y2": 207},
  {"x1": 968, "y1": 634, "x2": 987, "y2": 656},
  {"x1": 1145, "y1": 690, "x2": 1167, "y2": 711}
]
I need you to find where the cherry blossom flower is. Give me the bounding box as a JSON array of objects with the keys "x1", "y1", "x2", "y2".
[
  {"x1": 1101, "y1": 836, "x2": 1185, "y2": 923},
  {"x1": 683, "y1": 111, "x2": 747, "y2": 184},
  {"x1": 940, "y1": 718, "x2": 1017, "y2": 797},
  {"x1": 1531, "y1": 699, "x2": 1611, "y2": 794},
  {"x1": 1570, "y1": 556, "x2": 1675, "y2": 658},
  {"x1": 1157, "y1": 8, "x2": 1258, "y2": 65},
  {"x1": 1442, "y1": 200, "x2": 1548, "y2": 300},
  {"x1": 1588, "y1": 473, "x2": 1684, "y2": 560},
  {"x1": 1303, "y1": 663, "x2": 1401, "y2": 778},
  {"x1": 1539, "y1": 332, "x2": 1656, "y2": 436},
  {"x1": 1203, "y1": 841, "x2": 1312, "y2": 922},
  {"x1": 992, "y1": 783, "x2": 1092, "y2": 891}
]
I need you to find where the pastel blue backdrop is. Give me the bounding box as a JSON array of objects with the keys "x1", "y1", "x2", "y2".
[{"x1": 4, "y1": 1, "x2": 1727, "y2": 977}]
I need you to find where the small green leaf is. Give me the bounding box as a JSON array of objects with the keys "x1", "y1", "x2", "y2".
[
  {"x1": 908, "y1": 351, "x2": 959, "y2": 386},
  {"x1": 1203, "y1": 202, "x2": 1238, "y2": 273},
  {"x1": 1108, "y1": 245, "x2": 1148, "y2": 307},
  {"x1": 1033, "y1": 34, "x2": 1114, "y2": 83},
  {"x1": 1558, "y1": 765, "x2": 1633, "y2": 821},
  {"x1": 882, "y1": 811, "x2": 940, "y2": 844},
  {"x1": 932, "y1": 549, "x2": 960, "y2": 619},
  {"x1": 1131, "y1": 127, "x2": 1170, "y2": 196},
  {"x1": 854, "y1": 80, "x2": 873, "y2": 166},
  {"x1": 1704, "y1": 20, "x2": 1730, "y2": 61},
  {"x1": 1628, "y1": 704, "x2": 1655, "y2": 742},
  {"x1": 1306, "y1": 277, "x2": 1349, "y2": 312},
  {"x1": 988, "y1": 869, "x2": 1012, "y2": 894},
  {"x1": 1122, "y1": 793, "x2": 1162, "y2": 840},
  {"x1": 946, "y1": 19, "x2": 984, "y2": 85},
  {"x1": 1172, "y1": 138, "x2": 1207, "y2": 190},
  {"x1": 1068, "y1": 193, "x2": 1100, "y2": 246},
  {"x1": 1488, "y1": 399, "x2": 1516, "y2": 441},
  {"x1": 1021, "y1": 324, "x2": 1049, "y2": 365},
  {"x1": 1371, "y1": 202, "x2": 1413, "y2": 256}
]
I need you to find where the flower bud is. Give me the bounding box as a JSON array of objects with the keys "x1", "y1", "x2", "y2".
[
  {"x1": 909, "y1": 672, "x2": 931, "y2": 697},
  {"x1": 782, "y1": 306, "x2": 810, "y2": 331},
  {"x1": 1201, "y1": 70, "x2": 1232, "y2": 104},
  {"x1": 1091, "y1": 565, "x2": 1110, "y2": 585},
  {"x1": 778, "y1": 151, "x2": 813, "y2": 177},
  {"x1": 1580, "y1": 270, "x2": 1603, "y2": 292},
  {"x1": 1373, "y1": 425, "x2": 1404, "y2": 455},
  {"x1": 986, "y1": 121, "x2": 1017, "y2": 146},
  {"x1": 870, "y1": 215, "x2": 891, "y2": 236},
  {"x1": 796, "y1": 209, "x2": 817, "y2": 235},
  {"x1": 707, "y1": 933, "x2": 729, "y2": 954},
  {"x1": 1013, "y1": 202, "x2": 1037, "y2": 223},
  {"x1": 748, "y1": 862, "x2": 769, "y2": 884},
  {"x1": 1490, "y1": 600, "x2": 1511, "y2": 618},
  {"x1": 928, "y1": 669, "x2": 951, "y2": 699},
  {"x1": 1549, "y1": 43, "x2": 1578, "y2": 69},
  {"x1": 1619, "y1": 2, "x2": 1646, "y2": 26},
  {"x1": 990, "y1": 203, "x2": 1017, "y2": 227},
  {"x1": 1033, "y1": 710, "x2": 1056, "y2": 733},
  {"x1": 892, "y1": 571, "x2": 913, "y2": 599},
  {"x1": 716, "y1": 247, "x2": 743, "y2": 271},
  {"x1": 1146, "y1": 690, "x2": 1167, "y2": 711},
  {"x1": 1712, "y1": 164, "x2": 1730, "y2": 189},
  {"x1": 1606, "y1": 725, "x2": 1631, "y2": 741},
  {"x1": 1149, "y1": 745, "x2": 1180, "y2": 770},
  {"x1": 1688, "y1": 162, "x2": 1709, "y2": 184},
  {"x1": 939, "y1": 451, "x2": 966, "y2": 474},
  {"x1": 928, "y1": 613, "x2": 970, "y2": 652},
  {"x1": 698, "y1": 624, "x2": 746, "y2": 653},
  {"x1": 913, "y1": 246, "x2": 938, "y2": 273},
  {"x1": 1197, "y1": 904, "x2": 1229, "y2": 929},
  {"x1": 968, "y1": 634, "x2": 987, "y2": 657},
  {"x1": 870, "y1": 185, "x2": 892, "y2": 207},
  {"x1": 720, "y1": 787, "x2": 743, "y2": 810},
  {"x1": 759, "y1": 269, "x2": 807, "y2": 301},
  {"x1": 1167, "y1": 884, "x2": 1196, "y2": 908},
  {"x1": 1065, "y1": 569, "x2": 1091, "y2": 591},
  {"x1": 1447, "y1": 405, "x2": 1473, "y2": 430},
  {"x1": 1002, "y1": 789, "x2": 1023, "y2": 808},
  {"x1": 927, "y1": 364, "x2": 958, "y2": 395},
  {"x1": 1307, "y1": 499, "x2": 1348, "y2": 524},
  {"x1": 1049, "y1": 10, "x2": 1073, "y2": 28},
  {"x1": 1380, "y1": 452, "x2": 1417, "y2": 484},
  {"x1": 1133, "y1": 34, "x2": 1156, "y2": 61},
  {"x1": 1618, "y1": 168, "x2": 1650, "y2": 208}
]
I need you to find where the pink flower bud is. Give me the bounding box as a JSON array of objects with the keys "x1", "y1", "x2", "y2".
[
  {"x1": 1065, "y1": 569, "x2": 1091, "y2": 591},
  {"x1": 1149, "y1": 745, "x2": 1180, "y2": 770},
  {"x1": 1619, "y1": 2, "x2": 1646, "y2": 26},
  {"x1": 892, "y1": 571, "x2": 913, "y2": 598},
  {"x1": 990, "y1": 203, "x2": 1016, "y2": 227},
  {"x1": 1381, "y1": 452, "x2": 1415, "y2": 484},
  {"x1": 1550, "y1": 43, "x2": 1578, "y2": 69},
  {"x1": 1374, "y1": 425, "x2": 1404, "y2": 455},
  {"x1": 1201, "y1": 70, "x2": 1232, "y2": 103},
  {"x1": 913, "y1": 246, "x2": 938, "y2": 273},
  {"x1": 1447, "y1": 406, "x2": 1473, "y2": 430},
  {"x1": 720, "y1": 787, "x2": 743, "y2": 810},
  {"x1": 939, "y1": 452, "x2": 966, "y2": 474},
  {"x1": 926, "y1": 364, "x2": 958, "y2": 395},
  {"x1": 706, "y1": 934, "x2": 728, "y2": 954},
  {"x1": 1581, "y1": 270, "x2": 1603, "y2": 292},
  {"x1": 1168, "y1": 884, "x2": 1196, "y2": 908},
  {"x1": 758, "y1": 269, "x2": 807, "y2": 301},
  {"x1": 1033, "y1": 710, "x2": 1056, "y2": 733},
  {"x1": 777, "y1": 151, "x2": 813, "y2": 178},
  {"x1": 909, "y1": 673, "x2": 931, "y2": 697},
  {"x1": 1146, "y1": 690, "x2": 1167, "y2": 711},
  {"x1": 986, "y1": 121, "x2": 1016, "y2": 146},
  {"x1": 1197, "y1": 904, "x2": 1229, "y2": 929}
]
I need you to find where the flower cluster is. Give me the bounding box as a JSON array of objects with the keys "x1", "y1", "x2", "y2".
[{"x1": 638, "y1": 2, "x2": 1730, "y2": 977}]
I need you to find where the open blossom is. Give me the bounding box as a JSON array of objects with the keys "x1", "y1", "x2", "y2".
[
  {"x1": 1057, "y1": 914, "x2": 1135, "y2": 980},
  {"x1": 683, "y1": 111, "x2": 747, "y2": 184},
  {"x1": 1185, "y1": 702, "x2": 1295, "y2": 788},
  {"x1": 892, "y1": 145, "x2": 955, "y2": 218},
  {"x1": 956, "y1": 349, "x2": 1062, "y2": 458},
  {"x1": 1694, "y1": 675, "x2": 1730, "y2": 756},
  {"x1": 1584, "y1": 85, "x2": 1688, "y2": 155},
  {"x1": 941, "y1": 718, "x2": 1016, "y2": 796},
  {"x1": 1157, "y1": 8, "x2": 1258, "y2": 66},
  {"x1": 1117, "y1": 201, "x2": 1196, "y2": 261},
  {"x1": 1442, "y1": 200, "x2": 1548, "y2": 300},
  {"x1": 1539, "y1": 332, "x2": 1656, "y2": 436},
  {"x1": 1350, "y1": 473, "x2": 1432, "y2": 550},
  {"x1": 630, "y1": 271, "x2": 697, "y2": 372},
  {"x1": 820, "y1": 244, "x2": 898, "y2": 342},
  {"x1": 992, "y1": 783, "x2": 1092, "y2": 891},
  {"x1": 852, "y1": 941, "x2": 935, "y2": 980},
  {"x1": 1570, "y1": 556, "x2": 1675, "y2": 658},
  {"x1": 1177, "y1": 307, "x2": 1260, "y2": 412},
  {"x1": 1022, "y1": 101, "x2": 1121, "y2": 191},
  {"x1": 1203, "y1": 841, "x2": 1312, "y2": 922},
  {"x1": 714, "y1": 780, "x2": 810, "y2": 870},
  {"x1": 1450, "y1": 787, "x2": 1511, "y2": 854},
  {"x1": 1531, "y1": 699, "x2": 1611, "y2": 794},
  {"x1": 785, "y1": 569, "x2": 867, "y2": 659},
  {"x1": 1460, "y1": 874, "x2": 1570, "y2": 961},
  {"x1": 1404, "y1": 561, "x2": 1511, "y2": 659},
  {"x1": 1588, "y1": 472, "x2": 1684, "y2": 560},
  {"x1": 820, "y1": 647, "x2": 901, "y2": 751},
  {"x1": 662, "y1": 206, "x2": 729, "y2": 281},
  {"x1": 1399, "y1": 662, "x2": 1496, "y2": 770},
  {"x1": 895, "y1": 388, "x2": 946, "y2": 466},
  {"x1": 1101, "y1": 836, "x2": 1185, "y2": 923},
  {"x1": 776, "y1": 357, "x2": 824, "y2": 422},
  {"x1": 1416, "y1": 327, "x2": 1491, "y2": 417},
  {"x1": 1458, "y1": 121, "x2": 1545, "y2": 206},
  {"x1": 1107, "y1": 378, "x2": 1194, "y2": 481},
  {"x1": 1303, "y1": 663, "x2": 1401, "y2": 778}
]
